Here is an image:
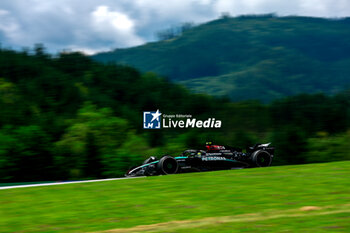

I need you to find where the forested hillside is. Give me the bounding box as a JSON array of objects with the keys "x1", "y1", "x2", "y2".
[
  {"x1": 0, "y1": 47, "x2": 349, "y2": 182},
  {"x1": 92, "y1": 15, "x2": 350, "y2": 102}
]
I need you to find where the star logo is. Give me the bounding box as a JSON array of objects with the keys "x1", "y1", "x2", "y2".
[
  {"x1": 143, "y1": 110, "x2": 162, "y2": 129},
  {"x1": 151, "y1": 109, "x2": 162, "y2": 122}
]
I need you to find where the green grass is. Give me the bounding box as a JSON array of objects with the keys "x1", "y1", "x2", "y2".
[{"x1": 0, "y1": 161, "x2": 350, "y2": 232}]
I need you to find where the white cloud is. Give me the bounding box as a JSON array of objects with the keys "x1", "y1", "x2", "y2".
[
  {"x1": 0, "y1": 0, "x2": 349, "y2": 54},
  {"x1": 213, "y1": 0, "x2": 350, "y2": 17},
  {"x1": 298, "y1": 0, "x2": 350, "y2": 17},
  {"x1": 90, "y1": 5, "x2": 144, "y2": 48},
  {"x1": 65, "y1": 46, "x2": 110, "y2": 55},
  {"x1": 92, "y1": 6, "x2": 133, "y2": 31},
  {"x1": 0, "y1": 9, "x2": 21, "y2": 42}
]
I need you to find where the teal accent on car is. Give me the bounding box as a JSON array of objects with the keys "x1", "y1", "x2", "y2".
[
  {"x1": 139, "y1": 161, "x2": 158, "y2": 168},
  {"x1": 225, "y1": 159, "x2": 239, "y2": 163}
]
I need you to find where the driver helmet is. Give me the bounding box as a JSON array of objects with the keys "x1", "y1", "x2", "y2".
[{"x1": 206, "y1": 142, "x2": 212, "y2": 150}]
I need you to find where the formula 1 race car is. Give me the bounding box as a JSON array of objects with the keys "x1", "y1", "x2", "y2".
[{"x1": 125, "y1": 142, "x2": 274, "y2": 177}]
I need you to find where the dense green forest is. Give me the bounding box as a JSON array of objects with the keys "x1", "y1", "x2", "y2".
[
  {"x1": 0, "y1": 46, "x2": 349, "y2": 182},
  {"x1": 92, "y1": 15, "x2": 350, "y2": 102}
]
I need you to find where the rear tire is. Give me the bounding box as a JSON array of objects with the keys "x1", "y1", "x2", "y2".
[
  {"x1": 157, "y1": 156, "x2": 179, "y2": 174},
  {"x1": 251, "y1": 150, "x2": 272, "y2": 167}
]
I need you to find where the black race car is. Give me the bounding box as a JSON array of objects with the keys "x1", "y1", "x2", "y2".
[{"x1": 125, "y1": 142, "x2": 274, "y2": 176}]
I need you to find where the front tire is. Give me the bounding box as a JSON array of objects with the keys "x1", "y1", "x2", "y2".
[
  {"x1": 157, "y1": 156, "x2": 179, "y2": 174},
  {"x1": 251, "y1": 150, "x2": 272, "y2": 167}
]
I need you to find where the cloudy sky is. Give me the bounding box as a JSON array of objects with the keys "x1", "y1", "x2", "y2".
[{"x1": 0, "y1": 0, "x2": 349, "y2": 54}]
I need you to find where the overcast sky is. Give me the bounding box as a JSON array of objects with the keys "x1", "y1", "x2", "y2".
[{"x1": 0, "y1": 0, "x2": 349, "y2": 54}]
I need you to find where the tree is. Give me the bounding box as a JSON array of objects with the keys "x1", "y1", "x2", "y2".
[
  {"x1": 271, "y1": 126, "x2": 308, "y2": 165},
  {"x1": 305, "y1": 131, "x2": 350, "y2": 163},
  {"x1": 55, "y1": 103, "x2": 129, "y2": 179},
  {"x1": 0, "y1": 130, "x2": 16, "y2": 181},
  {"x1": 0, "y1": 125, "x2": 52, "y2": 182}
]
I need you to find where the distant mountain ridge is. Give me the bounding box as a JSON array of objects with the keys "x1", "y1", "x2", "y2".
[{"x1": 92, "y1": 15, "x2": 350, "y2": 102}]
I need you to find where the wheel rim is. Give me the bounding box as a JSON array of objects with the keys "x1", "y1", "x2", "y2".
[
  {"x1": 162, "y1": 158, "x2": 178, "y2": 174},
  {"x1": 256, "y1": 152, "x2": 271, "y2": 167}
]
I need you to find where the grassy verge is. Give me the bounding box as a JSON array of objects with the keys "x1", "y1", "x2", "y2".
[{"x1": 0, "y1": 161, "x2": 349, "y2": 232}]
